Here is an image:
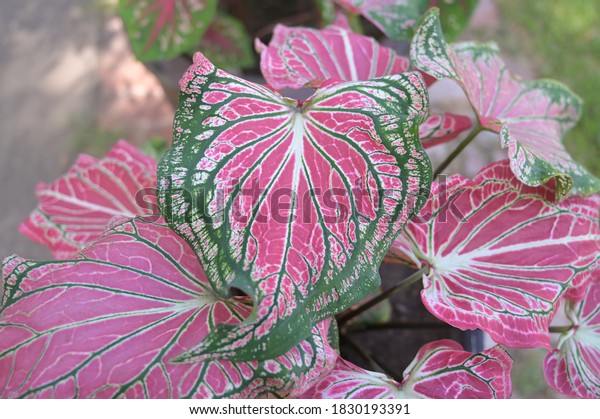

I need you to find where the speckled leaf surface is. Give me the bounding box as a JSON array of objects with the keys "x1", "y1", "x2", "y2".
[
  {"x1": 119, "y1": 0, "x2": 217, "y2": 61},
  {"x1": 544, "y1": 280, "x2": 600, "y2": 398},
  {"x1": 0, "y1": 218, "x2": 337, "y2": 398},
  {"x1": 256, "y1": 24, "x2": 410, "y2": 90},
  {"x1": 418, "y1": 112, "x2": 472, "y2": 148},
  {"x1": 334, "y1": 0, "x2": 427, "y2": 41},
  {"x1": 388, "y1": 160, "x2": 600, "y2": 348},
  {"x1": 256, "y1": 24, "x2": 468, "y2": 150},
  {"x1": 411, "y1": 8, "x2": 600, "y2": 197},
  {"x1": 197, "y1": 12, "x2": 255, "y2": 70},
  {"x1": 19, "y1": 141, "x2": 157, "y2": 259},
  {"x1": 297, "y1": 340, "x2": 512, "y2": 398},
  {"x1": 157, "y1": 53, "x2": 431, "y2": 361}
]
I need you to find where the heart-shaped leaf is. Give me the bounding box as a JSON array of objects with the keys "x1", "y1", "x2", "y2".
[
  {"x1": 297, "y1": 339, "x2": 512, "y2": 398},
  {"x1": 157, "y1": 53, "x2": 431, "y2": 361},
  {"x1": 256, "y1": 23, "x2": 411, "y2": 90},
  {"x1": 387, "y1": 160, "x2": 600, "y2": 348},
  {"x1": 19, "y1": 141, "x2": 157, "y2": 259},
  {"x1": 118, "y1": 0, "x2": 217, "y2": 62},
  {"x1": 411, "y1": 8, "x2": 600, "y2": 197},
  {"x1": 0, "y1": 218, "x2": 337, "y2": 398},
  {"x1": 197, "y1": 12, "x2": 255, "y2": 70},
  {"x1": 544, "y1": 280, "x2": 600, "y2": 398}
]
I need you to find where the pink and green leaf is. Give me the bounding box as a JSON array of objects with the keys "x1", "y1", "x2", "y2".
[
  {"x1": 419, "y1": 112, "x2": 472, "y2": 148},
  {"x1": 118, "y1": 0, "x2": 217, "y2": 62},
  {"x1": 411, "y1": 8, "x2": 600, "y2": 197},
  {"x1": 0, "y1": 218, "x2": 337, "y2": 398},
  {"x1": 256, "y1": 24, "x2": 411, "y2": 90},
  {"x1": 297, "y1": 340, "x2": 512, "y2": 398},
  {"x1": 544, "y1": 280, "x2": 600, "y2": 398},
  {"x1": 256, "y1": 24, "x2": 468, "y2": 149},
  {"x1": 197, "y1": 12, "x2": 255, "y2": 70},
  {"x1": 19, "y1": 141, "x2": 157, "y2": 259},
  {"x1": 334, "y1": 0, "x2": 427, "y2": 41},
  {"x1": 388, "y1": 160, "x2": 600, "y2": 348},
  {"x1": 157, "y1": 53, "x2": 431, "y2": 361}
]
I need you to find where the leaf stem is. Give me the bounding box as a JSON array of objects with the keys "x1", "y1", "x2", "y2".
[
  {"x1": 433, "y1": 125, "x2": 483, "y2": 179},
  {"x1": 340, "y1": 334, "x2": 386, "y2": 374},
  {"x1": 341, "y1": 334, "x2": 403, "y2": 382},
  {"x1": 337, "y1": 267, "x2": 427, "y2": 327},
  {"x1": 346, "y1": 12, "x2": 363, "y2": 34},
  {"x1": 549, "y1": 325, "x2": 573, "y2": 334}
]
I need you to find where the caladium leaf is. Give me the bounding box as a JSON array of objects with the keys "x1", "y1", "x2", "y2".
[
  {"x1": 0, "y1": 218, "x2": 337, "y2": 398},
  {"x1": 19, "y1": 141, "x2": 158, "y2": 259},
  {"x1": 411, "y1": 8, "x2": 600, "y2": 197},
  {"x1": 334, "y1": 0, "x2": 428, "y2": 41},
  {"x1": 297, "y1": 339, "x2": 512, "y2": 398},
  {"x1": 118, "y1": 0, "x2": 217, "y2": 62},
  {"x1": 157, "y1": 53, "x2": 431, "y2": 361},
  {"x1": 418, "y1": 112, "x2": 472, "y2": 148},
  {"x1": 388, "y1": 160, "x2": 600, "y2": 348},
  {"x1": 256, "y1": 24, "x2": 411, "y2": 90},
  {"x1": 544, "y1": 280, "x2": 600, "y2": 398},
  {"x1": 256, "y1": 24, "x2": 466, "y2": 149},
  {"x1": 197, "y1": 12, "x2": 255, "y2": 70}
]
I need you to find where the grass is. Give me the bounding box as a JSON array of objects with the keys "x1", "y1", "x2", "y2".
[{"x1": 493, "y1": 0, "x2": 600, "y2": 176}]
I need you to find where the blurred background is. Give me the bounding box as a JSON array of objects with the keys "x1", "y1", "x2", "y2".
[{"x1": 0, "y1": 0, "x2": 597, "y2": 398}]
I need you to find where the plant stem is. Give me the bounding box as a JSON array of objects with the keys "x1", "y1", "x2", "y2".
[
  {"x1": 341, "y1": 334, "x2": 403, "y2": 382},
  {"x1": 432, "y1": 125, "x2": 483, "y2": 179},
  {"x1": 337, "y1": 267, "x2": 427, "y2": 327},
  {"x1": 346, "y1": 13, "x2": 363, "y2": 34},
  {"x1": 340, "y1": 334, "x2": 386, "y2": 374},
  {"x1": 549, "y1": 325, "x2": 573, "y2": 334}
]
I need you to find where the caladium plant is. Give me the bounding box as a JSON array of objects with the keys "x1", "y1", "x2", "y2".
[
  {"x1": 157, "y1": 52, "x2": 431, "y2": 361},
  {"x1": 411, "y1": 8, "x2": 600, "y2": 197},
  {"x1": 0, "y1": 218, "x2": 337, "y2": 398},
  {"x1": 386, "y1": 160, "x2": 600, "y2": 348},
  {"x1": 2, "y1": 1, "x2": 600, "y2": 400}
]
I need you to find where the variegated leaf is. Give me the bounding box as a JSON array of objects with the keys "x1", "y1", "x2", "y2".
[
  {"x1": 256, "y1": 24, "x2": 410, "y2": 90},
  {"x1": 334, "y1": 0, "x2": 427, "y2": 41},
  {"x1": 419, "y1": 112, "x2": 472, "y2": 148},
  {"x1": 544, "y1": 280, "x2": 600, "y2": 398},
  {"x1": 118, "y1": 0, "x2": 217, "y2": 62},
  {"x1": 157, "y1": 53, "x2": 431, "y2": 361},
  {"x1": 388, "y1": 160, "x2": 600, "y2": 348},
  {"x1": 197, "y1": 12, "x2": 255, "y2": 70},
  {"x1": 297, "y1": 340, "x2": 512, "y2": 398},
  {"x1": 256, "y1": 24, "x2": 468, "y2": 149},
  {"x1": 0, "y1": 218, "x2": 337, "y2": 398},
  {"x1": 411, "y1": 8, "x2": 600, "y2": 197},
  {"x1": 19, "y1": 141, "x2": 157, "y2": 259}
]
